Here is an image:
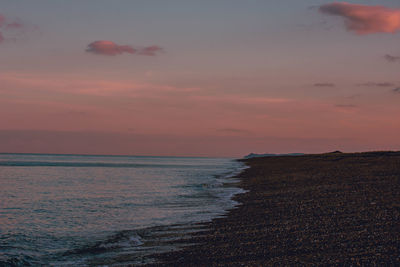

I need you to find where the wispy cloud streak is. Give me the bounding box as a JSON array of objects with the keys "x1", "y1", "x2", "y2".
[
  {"x1": 384, "y1": 54, "x2": 400, "y2": 63},
  {"x1": 358, "y1": 82, "x2": 395, "y2": 87},
  {"x1": 86, "y1": 40, "x2": 163, "y2": 56},
  {"x1": 138, "y1": 45, "x2": 163, "y2": 56},
  {"x1": 314, "y1": 83, "x2": 335, "y2": 87}
]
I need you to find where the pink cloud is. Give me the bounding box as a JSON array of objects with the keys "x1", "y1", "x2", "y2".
[
  {"x1": 86, "y1": 40, "x2": 136, "y2": 56},
  {"x1": 0, "y1": 13, "x2": 31, "y2": 43},
  {"x1": 319, "y1": 2, "x2": 400, "y2": 35},
  {"x1": 86, "y1": 40, "x2": 163, "y2": 56},
  {"x1": 5, "y1": 21, "x2": 24, "y2": 29}
]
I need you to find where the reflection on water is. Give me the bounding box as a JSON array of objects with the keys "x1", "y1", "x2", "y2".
[{"x1": 0, "y1": 154, "x2": 245, "y2": 266}]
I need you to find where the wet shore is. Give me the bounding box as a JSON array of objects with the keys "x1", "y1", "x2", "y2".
[{"x1": 145, "y1": 152, "x2": 400, "y2": 266}]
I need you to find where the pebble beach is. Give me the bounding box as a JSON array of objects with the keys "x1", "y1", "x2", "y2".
[{"x1": 147, "y1": 151, "x2": 400, "y2": 266}]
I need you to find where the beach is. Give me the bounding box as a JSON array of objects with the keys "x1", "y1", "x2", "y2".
[{"x1": 147, "y1": 152, "x2": 400, "y2": 266}]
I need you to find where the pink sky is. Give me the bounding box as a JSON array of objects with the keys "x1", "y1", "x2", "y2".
[{"x1": 0, "y1": 1, "x2": 400, "y2": 157}]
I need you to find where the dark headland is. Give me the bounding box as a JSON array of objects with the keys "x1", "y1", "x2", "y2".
[{"x1": 145, "y1": 151, "x2": 400, "y2": 266}]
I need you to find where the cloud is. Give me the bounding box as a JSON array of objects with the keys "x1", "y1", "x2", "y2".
[
  {"x1": 86, "y1": 40, "x2": 163, "y2": 56},
  {"x1": 319, "y1": 2, "x2": 400, "y2": 35},
  {"x1": 358, "y1": 82, "x2": 395, "y2": 87},
  {"x1": 0, "y1": 13, "x2": 31, "y2": 44},
  {"x1": 384, "y1": 54, "x2": 400, "y2": 63},
  {"x1": 138, "y1": 45, "x2": 163, "y2": 56},
  {"x1": 393, "y1": 87, "x2": 400, "y2": 93},
  {"x1": 314, "y1": 83, "x2": 335, "y2": 87},
  {"x1": 86, "y1": 40, "x2": 136, "y2": 56},
  {"x1": 5, "y1": 21, "x2": 24, "y2": 29}
]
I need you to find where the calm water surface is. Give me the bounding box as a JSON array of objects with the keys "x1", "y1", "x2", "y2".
[{"x1": 0, "y1": 154, "x2": 245, "y2": 266}]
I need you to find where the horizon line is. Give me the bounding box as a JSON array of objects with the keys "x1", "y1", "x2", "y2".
[{"x1": 0, "y1": 152, "x2": 233, "y2": 159}]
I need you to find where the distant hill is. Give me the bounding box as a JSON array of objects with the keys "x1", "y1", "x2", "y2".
[
  {"x1": 326, "y1": 150, "x2": 343, "y2": 154},
  {"x1": 244, "y1": 153, "x2": 305, "y2": 159}
]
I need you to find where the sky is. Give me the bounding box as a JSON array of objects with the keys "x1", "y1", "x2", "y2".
[{"x1": 0, "y1": 0, "x2": 400, "y2": 157}]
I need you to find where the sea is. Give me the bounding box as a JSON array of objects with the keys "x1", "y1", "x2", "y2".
[{"x1": 0, "y1": 153, "x2": 246, "y2": 266}]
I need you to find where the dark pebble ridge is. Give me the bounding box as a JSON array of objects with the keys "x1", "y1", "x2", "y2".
[{"x1": 143, "y1": 151, "x2": 400, "y2": 266}]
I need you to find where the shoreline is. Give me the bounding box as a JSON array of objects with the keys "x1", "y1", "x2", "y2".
[{"x1": 146, "y1": 151, "x2": 400, "y2": 266}]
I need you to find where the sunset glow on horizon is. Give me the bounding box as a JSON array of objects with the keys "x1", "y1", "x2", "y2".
[{"x1": 1, "y1": 1, "x2": 400, "y2": 157}]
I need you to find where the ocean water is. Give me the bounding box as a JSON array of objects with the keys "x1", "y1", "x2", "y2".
[{"x1": 0, "y1": 154, "x2": 245, "y2": 266}]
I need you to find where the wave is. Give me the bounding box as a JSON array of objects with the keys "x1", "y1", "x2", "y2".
[
  {"x1": 63, "y1": 230, "x2": 143, "y2": 256},
  {"x1": 61, "y1": 223, "x2": 206, "y2": 266}
]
